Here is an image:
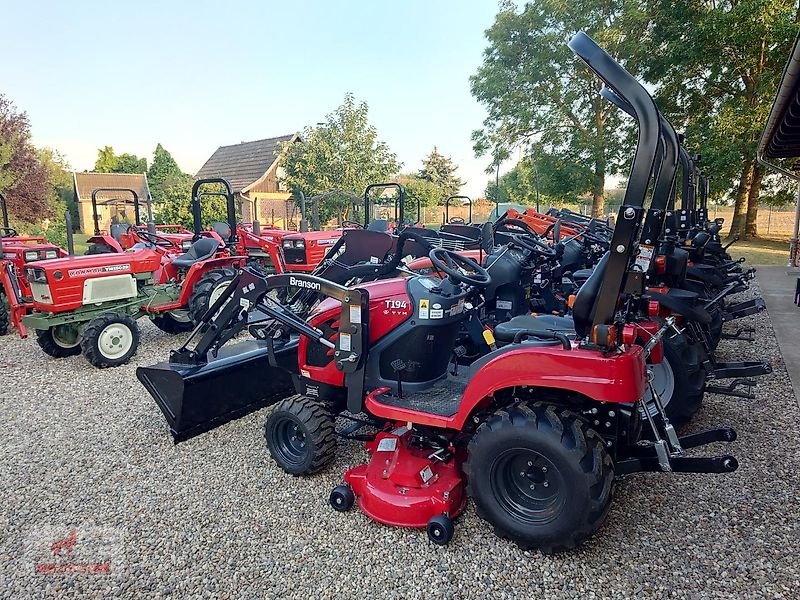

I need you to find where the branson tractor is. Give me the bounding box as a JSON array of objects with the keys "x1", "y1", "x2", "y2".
[
  {"x1": 138, "y1": 34, "x2": 737, "y2": 552},
  {"x1": 20, "y1": 178, "x2": 248, "y2": 367}
]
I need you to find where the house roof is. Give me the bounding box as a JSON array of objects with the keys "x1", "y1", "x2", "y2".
[
  {"x1": 73, "y1": 172, "x2": 150, "y2": 203},
  {"x1": 194, "y1": 134, "x2": 297, "y2": 193},
  {"x1": 760, "y1": 33, "x2": 800, "y2": 159}
]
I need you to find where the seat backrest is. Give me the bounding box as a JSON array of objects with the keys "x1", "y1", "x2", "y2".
[
  {"x1": 367, "y1": 219, "x2": 389, "y2": 232},
  {"x1": 572, "y1": 252, "x2": 609, "y2": 337},
  {"x1": 211, "y1": 221, "x2": 232, "y2": 240},
  {"x1": 184, "y1": 237, "x2": 220, "y2": 261}
]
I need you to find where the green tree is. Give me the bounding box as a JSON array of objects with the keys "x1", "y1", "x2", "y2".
[
  {"x1": 471, "y1": 0, "x2": 630, "y2": 217},
  {"x1": 418, "y1": 147, "x2": 464, "y2": 200},
  {"x1": 148, "y1": 143, "x2": 183, "y2": 189},
  {"x1": 93, "y1": 145, "x2": 147, "y2": 173},
  {"x1": 279, "y1": 93, "x2": 401, "y2": 223},
  {"x1": 630, "y1": 0, "x2": 799, "y2": 238},
  {"x1": 30, "y1": 148, "x2": 72, "y2": 247},
  {"x1": 398, "y1": 174, "x2": 439, "y2": 223}
]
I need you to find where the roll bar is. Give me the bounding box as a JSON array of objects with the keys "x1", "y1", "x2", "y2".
[
  {"x1": 363, "y1": 183, "x2": 407, "y2": 227},
  {"x1": 0, "y1": 191, "x2": 9, "y2": 231},
  {"x1": 569, "y1": 32, "x2": 663, "y2": 333},
  {"x1": 445, "y1": 195, "x2": 472, "y2": 223},
  {"x1": 90, "y1": 188, "x2": 148, "y2": 236},
  {"x1": 191, "y1": 178, "x2": 237, "y2": 247}
]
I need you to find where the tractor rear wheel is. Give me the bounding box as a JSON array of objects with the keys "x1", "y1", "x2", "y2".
[
  {"x1": 188, "y1": 268, "x2": 237, "y2": 324},
  {"x1": 265, "y1": 395, "x2": 336, "y2": 475},
  {"x1": 81, "y1": 313, "x2": 139, "y2": 368},
  {"x1": 642, "y1": 330, "x2": 705, "y2": 427},
  {"x1": 0, "y1": 293, "x2": 9, "y2": 336},
  {"x1": 151, "y1": 312, "x2": 194, "y2": 334},
  {"x1": 36, "y1": 325, "x2": 82, "y2": 357},
  {"x1": 464, "y1": 402, "x2": 613, "y2": 554}
]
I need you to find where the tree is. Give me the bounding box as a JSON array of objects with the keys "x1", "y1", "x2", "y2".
[
  {"x1": 418, "y1": 147, "x2": 464, "y2": 200},
  {"x1": 30, "y1": 148, "x2": 72, "y2": 247},
  {"x1": 0, "y1": 94, "x2": 50, "y2": 222},
  {"x1": 148, "y1": 143, "x2": 183, "y2": 190},
  {"x1": 630, "y1": 1, "x2": 799, "y2": 238},
  {"x1": 93, "y1": 146, "x2": 147, "y2": 174},
  {"x1": 471, "y1": 1, "x2": 630, "y2": 217},
  {"x1": 398, "y1": 174, "x2": 440, "y2": 223},
  {"x1": 279, "y1": 93, "x2": 401, "y2": 223}
]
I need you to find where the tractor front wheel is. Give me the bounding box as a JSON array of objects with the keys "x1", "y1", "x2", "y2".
[
  {"x1": 265, "y1": 395, "x2": 336, "y2": 475},
  {"x1": 188, "y1": 268, "x2": 237, "y2": 324},
  {"x1": 81, "y1": 314, "x2": 140, "y2": 368},
  {"x1": 36, "y1": 325, "x2": 82, "y2": 358},
  {"x1": 465, "y1": 402, "x2": 614, "y2": 554}
]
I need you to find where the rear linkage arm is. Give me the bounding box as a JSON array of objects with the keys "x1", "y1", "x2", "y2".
[{"x1": 170, "y1": 268, "x2": 369, "y2": 377}]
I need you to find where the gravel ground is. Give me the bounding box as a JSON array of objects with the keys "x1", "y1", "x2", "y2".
[{"x1": 0, "y1": 280, "x2": 799, "y2": 599}]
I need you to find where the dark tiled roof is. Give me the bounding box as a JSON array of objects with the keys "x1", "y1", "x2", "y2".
[
  {"x1": 73, "y1": 172, "x2": 150, "y2": 203},
  {"x1": 194, "y1": 134, "x2": 296, "y2": 192}
]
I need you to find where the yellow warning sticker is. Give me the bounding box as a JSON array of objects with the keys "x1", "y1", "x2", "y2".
[{"x1": 419, "y1": 299, "x2": 429, "y2": 319}]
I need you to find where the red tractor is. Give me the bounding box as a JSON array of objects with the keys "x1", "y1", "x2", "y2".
[
  {"x1": 138, "y1": 34, "x2": 737, "y2": 552},
  {"x1": 20, "y1": 178, "x2": 248, "y2": 367},
  {"x1": 1, "y1": 191, "x2": 70, "y2": 336}
]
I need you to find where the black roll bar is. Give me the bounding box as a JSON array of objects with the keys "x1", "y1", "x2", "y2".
[
  {"x1": 191, "y1": 178, "x2": 237, "y2": 248},
  {"x1": 90, "y1": 188, "x2": 142, "y2": 236}
]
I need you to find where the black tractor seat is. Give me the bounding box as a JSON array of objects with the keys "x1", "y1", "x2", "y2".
[
  {"x1": 686, "y1": 264, "x2": 724, "y2": 286},
  {"x1": 170, "y1": 237, "x2": 220, "y2": 269},
  {"x1": 648, "y1": 288, "x2": 712, "y2": 324},
  {"x1": 494, "y1": 314, "x2": 576, "y2": 343}
]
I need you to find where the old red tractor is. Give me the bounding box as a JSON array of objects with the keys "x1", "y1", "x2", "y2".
[{"x1": 20, "y1": 178, "x2": 248, "y2": 367}]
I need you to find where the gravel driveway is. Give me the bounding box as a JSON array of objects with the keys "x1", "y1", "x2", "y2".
[{"x1": 0, "y1": 281, "x2": 798, "y2": 599}]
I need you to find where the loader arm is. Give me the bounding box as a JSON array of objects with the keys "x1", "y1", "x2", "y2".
[{"x1": 171, "y1": 269, "x2": 369, "y2": 377}]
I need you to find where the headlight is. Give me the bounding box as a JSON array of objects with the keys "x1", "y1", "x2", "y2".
[
  {"x1": 44, "y1": 250, "x2": 58, "y2": 259},
  {"x1": 24, "y1": 250, "x2": 39, "y2": 262},
  {"x1": 294, "y1": 240, "x2": 305, "y2": 249},
  {"x1": 25, "y1": 267, "x2": 47, "y2": 283},
  {"x1": 282, "y1": 240, "x2": 294, "y2": 249},
  {"x1": 181, "y1": 240, "x2": 193, "y2": 251}
]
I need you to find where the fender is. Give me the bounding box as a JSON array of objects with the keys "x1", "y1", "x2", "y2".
[{"x1": 364, "y1": 344, "x2": 647, "y2": 430}]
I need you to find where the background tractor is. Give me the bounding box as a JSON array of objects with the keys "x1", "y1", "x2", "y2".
[{"x1": 20, "y1": 178, "x2": 247, "y2": 367}]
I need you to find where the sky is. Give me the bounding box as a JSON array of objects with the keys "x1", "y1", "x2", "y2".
[{"x1": 1, "y1": 0, "x2": 508, "y2": 198}]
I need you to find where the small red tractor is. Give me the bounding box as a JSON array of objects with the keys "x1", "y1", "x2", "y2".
[
  {"x1": 1, "y1": 191, "x2": 70, "y2": 336},
  {"x1": 137, "y1": 34, "x2": 737, "y2": 552},
  {"x1": 20, "y1": 178, "x2": 248, "y2": 367}
]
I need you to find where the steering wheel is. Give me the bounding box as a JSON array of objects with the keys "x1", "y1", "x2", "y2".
[
  {"x1": 510, "y1": 233, "x2": 557, "y2": 258},
  {"x1": 130, "y1": 227, "x2": 181, "y2": 249},
  {"x1": 342, "y1": 220, "x2": 363, "y2": 229},
  {"x1": 448, "y1": 216, "x2": 466, "y2": 225},
  {"x1": 429, "y1": 247, "x2": 491, "y2": 287},
  {"x1": 1, "y1": 227, "x2": 19, "y2": 238}
]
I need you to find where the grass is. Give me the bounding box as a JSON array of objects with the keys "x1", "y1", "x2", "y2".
[
  {"x1": 726, "y1": 237, "x2": 793, "y2": 266},
  {"x1": 71, "y1": 233, "x2": 90, "y2": 255}
]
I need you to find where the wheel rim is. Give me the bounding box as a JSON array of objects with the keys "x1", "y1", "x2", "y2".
[
  {"x1": 272, "y1": 417, "x2": 308, "y2": 466},
  {"x1": 642, "y1": 358, "x2": 676, "y2": 416},
  {"x1": 52, "y1": 325, "x2": 80, "y2": 349},
  {"x1": 97, "y1": 322, "x2": 134, "y2": 359},
  {"x1": 490, "y1": 449, "x2": 565, "y2": 526},
  {"x1": 209, "y1": 281, "x2": 231, "y2": 307}
]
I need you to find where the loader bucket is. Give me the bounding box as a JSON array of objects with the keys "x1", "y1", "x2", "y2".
[{"x1": 136, "y1": 339, "x2": 298, "y2": 442}]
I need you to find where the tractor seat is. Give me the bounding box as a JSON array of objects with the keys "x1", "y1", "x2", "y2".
[
  {"x1": 648, "y1": 288, "x2": 712, "y2": 324},
  {"x1": 212, "y1": 222, "x2": 232, "y2": 240},
  {"x1": 571, "y1": 268, "x2": 593, "y2": 285},
  {"x1": 686, "y1": 264, "x2": 724, "y2": 286},
  {"x1": 494, "y1": 314, "x2": 576, "y2": 343},
  {"x1": 170, "y1": 238, "x2": 220, "y2": 268},
  {"x1": 367, "y1": 219, "x2": 389, "y2": 232}
]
